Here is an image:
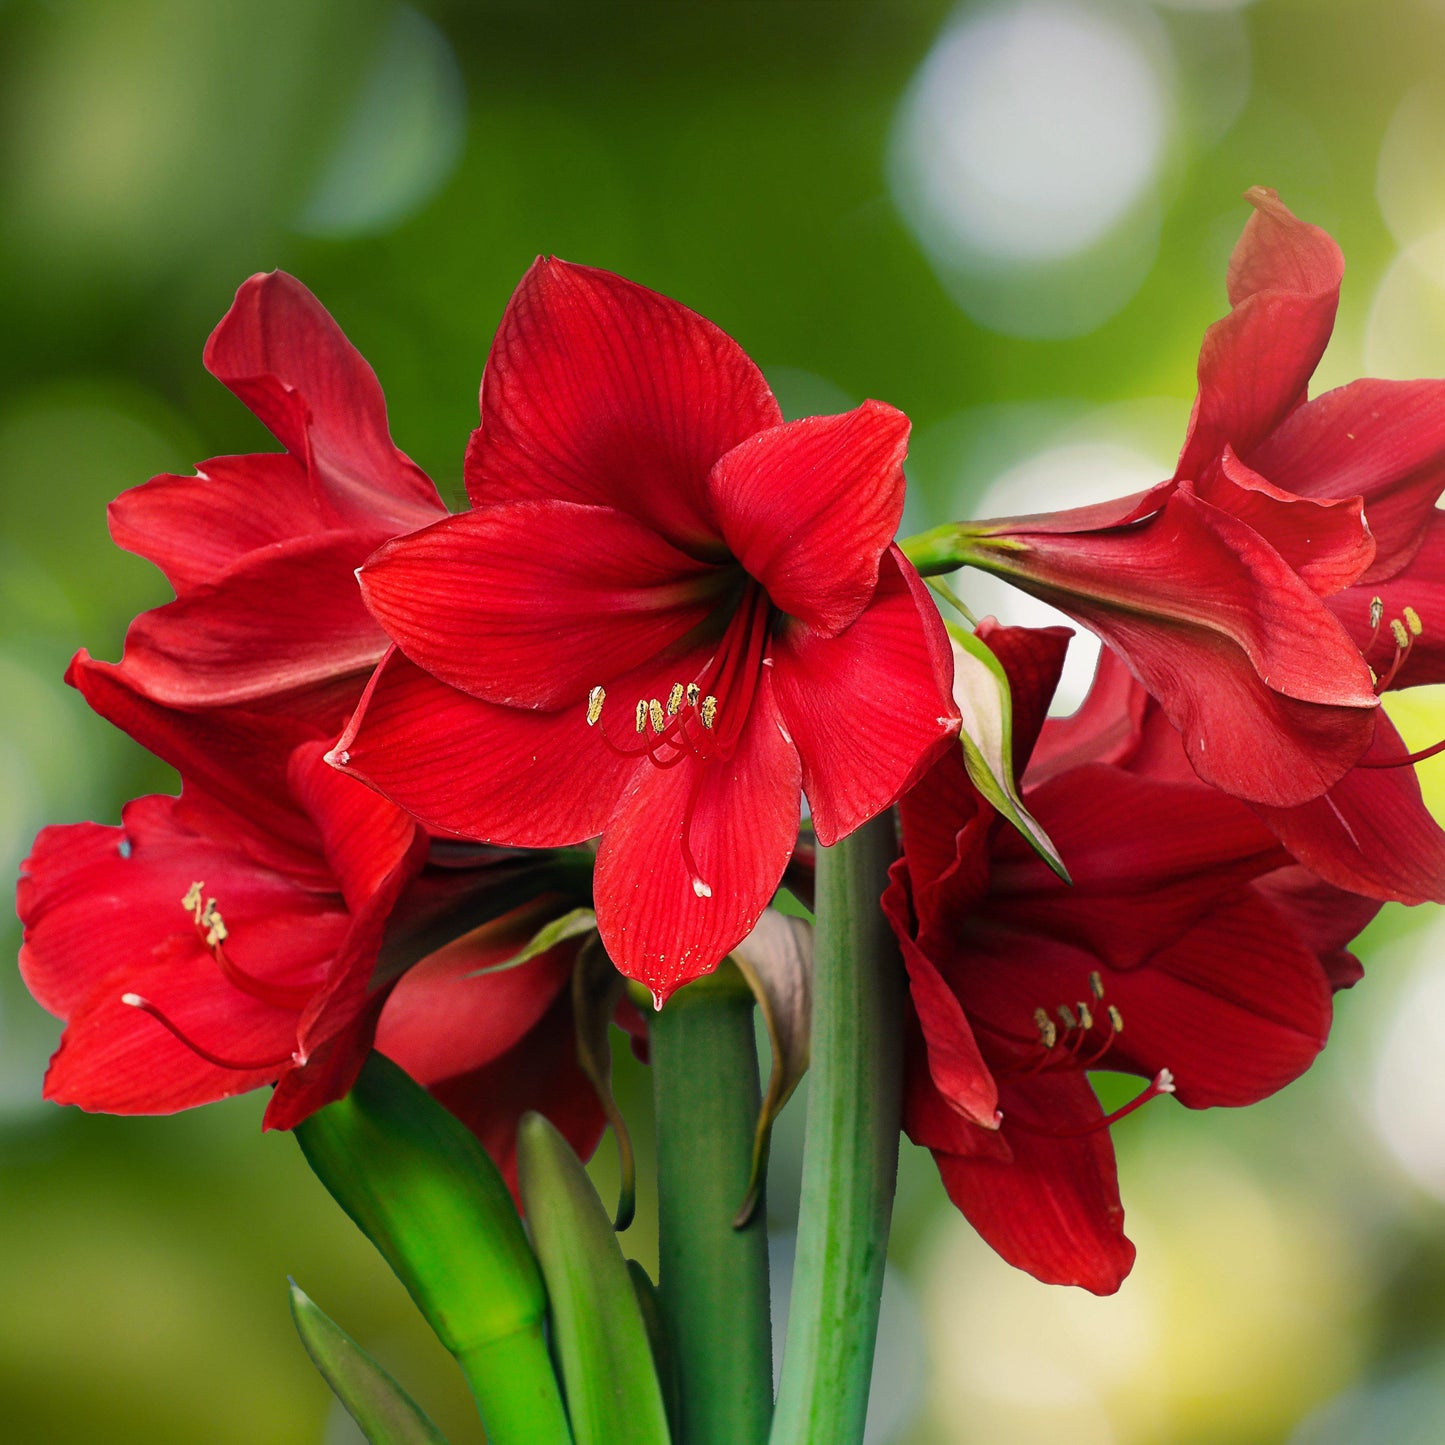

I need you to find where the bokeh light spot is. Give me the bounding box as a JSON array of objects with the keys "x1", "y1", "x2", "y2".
[{"x1": 296, "y1": 6, "x2": 466, "y2": 238}]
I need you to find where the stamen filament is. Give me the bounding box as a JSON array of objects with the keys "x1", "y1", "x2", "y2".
[
  {"x1": 1004, "y1": 1069, "x2": 1176, "y2": 1138},
  {"x1": 120, "y1": 993, "x2": 297, "y2": 1072}
]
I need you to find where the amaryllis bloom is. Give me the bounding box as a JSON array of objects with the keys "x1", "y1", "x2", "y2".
[
  {"x1": 17, "y1": 738, "x2": 610, "y2": 1176},
  {"x1": 936, "y1": 189, "x2": 1445, "y2": 810},
  {"x1": 887, "y1": 622, "x2": 1375, "y2": 1293},
  {"x1": 18, "y1": 742, "x2": 427, "y2": 1129},
  {"x1": 74, "y1": 269, "x2": 446, "y2": 745},
  {"x1": 333, "y1": 258, "x2": 959, "y2": 999}
]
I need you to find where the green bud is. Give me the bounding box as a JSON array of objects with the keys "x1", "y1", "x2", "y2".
[{"x1": 516, "y1": 1112, "x2": 672, "y2": 1445}]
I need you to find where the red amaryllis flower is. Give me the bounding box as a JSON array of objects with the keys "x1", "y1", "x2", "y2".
[
  {"x1": 941, "y1": 189, "x2": 1445, "y2": 809},
  {"x1": 18, "y1": 742, "x2": 427, "y2": 1129},
  {"x1": 17, "y1": 737, "x2": 609, "y2": 1174},
  {"x1": 75, "y1": 269, "x2": 446, "y2": 743},
  {"x1": 333, "y1": 258, "x2": 959, "y2": 999},
  {"x1": 887, "y1": 621, "x2": 1374, "y2": 1293}
]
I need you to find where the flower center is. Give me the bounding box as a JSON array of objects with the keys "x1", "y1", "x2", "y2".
[{"x1": 583, "y1": 583, "x2": 775, "y2": 903}]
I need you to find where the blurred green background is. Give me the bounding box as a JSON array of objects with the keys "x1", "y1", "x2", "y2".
[{"x1": 6, "y1": 0, "x2": 1445, "y2": 1440}]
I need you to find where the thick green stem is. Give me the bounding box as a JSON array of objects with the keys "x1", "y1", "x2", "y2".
[
  {"x1": 651, "y1": 964, "x2": 773, "y2": 1445},
  {"x1": 457, "y1": 1323, "x2": 574, "y2": 1445},
  {"x1": 769, "y1": 813, "x2": 904, "y2": 1445}
]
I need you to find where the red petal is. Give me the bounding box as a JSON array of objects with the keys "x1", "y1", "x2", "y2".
[
  {"x1": 67, "y1": 654, "x2": 329, "y2": 879},
  {"x1": 936, "y1": 1073, "x2": 1134, "y2": 1295},
  {"x1": 1253, "y1": 865, "x2": 1379, "y2": 990},
  {"x1": 333, "y1": 650, "x2": 641, "y2": 846},
  {"x1": 44, "y1": 989, "x2": 291, "y2": 1113},
  {"x1": 1199, "y1": 450, "x2": 1374, "y2": 598},
  {"x1": 1251, "y1": 710, "x2": 1445, "y2": 905},
  {"x1": 109, "y1": 454, "x2": 327, "y2": 598},
  {"x1": 1031, "y1": 648, "x2": 1147, "y2": 784},
  {"x1": 1176, "y1": 189, "x2": 1342, "y2": 481},
  {"x1": 985, "y1": 764, "x2": 1284, "y2": 969},
  {"x1": 709, "y1": 401, "x2": 909, "y2": 634},
  {"x1": 287, "y1": 742, "x2": 421, "y2": 914},
  {"x1": 376, "y1": 909, "x2": 577, "y2": 1083},
  {"x1": 982, "y1": 486, "x2": 1378, "y2": 804},
  {"x1": 205, "y1": 272, "x2": 442, "y2": 532},
  {"x1": 111, "y1": 530, "x2": 388, "y2": 709},
  {"x1": 1244, "y1": 379, "x2": 1445, "y2": 581},
  {"x1": 359, "y1": 501, "x2": 728, "y2": 708},
  {"x1": 770, "y1": 548, "x2": 958, "y2": 846},
  {"x1": 465, "y1": 258, "x2": 781, "y2": 555},
  {"x1": 884, "y1": 873, "x2": 1000, "y2": 1128},
  {"x1": 594, "y1": 671, "x2": 801, "y2": 999},
  {"x1": 1099, "y1": 889, "x2": 1332, "y2": 1106}
]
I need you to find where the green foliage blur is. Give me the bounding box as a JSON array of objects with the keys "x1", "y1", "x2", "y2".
[{"x1": 5, "y1": 1, "x2": 1445, "y2": 1441}]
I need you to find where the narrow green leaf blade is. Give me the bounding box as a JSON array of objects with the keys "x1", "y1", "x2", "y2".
[
  {"x1": 948, "y1": 623, "x2": 1070, "y2": 881},
  {"x1": 289, "y1": 1281, "x2": 449, "y2": 1445},
  {"x1": 517, "y1": 1112, "x2": 672, "y2": 1445},
  {"x1": 464, "y1": 906, "x2": 598, "y2": 977}
]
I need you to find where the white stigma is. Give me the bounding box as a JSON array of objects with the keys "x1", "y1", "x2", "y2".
[{"x1": 692, "y1": 877, "x2": 713, "y2": 899}]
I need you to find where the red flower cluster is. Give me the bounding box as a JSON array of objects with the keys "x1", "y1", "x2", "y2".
[
  {"x1": 888, "y1": 190, "x2": 1445, "y2": 1290},
  {"x1": 14, "y1": 190, "x2": 1442, "y2": 1292},
  {"x1": 18, "y1": 275, "x2": 614, "y2": 1181}
]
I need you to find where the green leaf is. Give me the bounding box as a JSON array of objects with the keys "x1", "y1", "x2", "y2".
[
  {"x1": 464, "y1": 906, "x2": 598, "y2": 977},
  {"x1": 728, "y1": 908, "x2": 813, "y2": 1227},
  {"x1": 947, "y1": 623, "x2": 1070, "y2": 882},
  {"x1": 294, "y1": 1054, "x2": 573, "y2": 1445},
  {"x1": 288, "y1": 1281, "x2": 449, "y2": 1445},
  {"x1": 516, "y1": 1112, "x2": 672, "y2": 1445}
]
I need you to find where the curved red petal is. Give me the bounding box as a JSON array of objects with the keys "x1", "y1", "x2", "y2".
[
  {"x1": 205, "y1": 271, "x2": 442, "y2": 531},
  {"x1": 1176, "y1": 189, "x2": 1342, "y2": 482},
  {"x1": 936, "y1": 1073, "x2": 1134, "y2": 1295},
  {"x1": 333, "y1": 649, "x2": 641, "y2": 847},
  {"x1": 594, "y1": 671, "x2": 801, "y2": 1000},
  {"x1": 1244, "y1": 378, "x2": 1445, "y2": 581},
  {"x1": 359, "y1": 501, "x2": 729, "y2": 708},
  {"x1": 1251, "y1": 709, "x2": 1445, "y2": 905},
  {"x1": 1200, "y1": 449, "x2": 1374, "y2": 598},
  {"x1": 771, "y1": 547, "x2": 958, "y2": 846},
  {"x1": 113, "y1": 530, "x2": 389, "y2": 709},
  {"x1": 109, "y1": 453, "x2": 327, "y2": 598},
  {"x1": 709, "y1": 401, "x2": 909, "y2": 634},
  {"x1": 465, "y1": 258, "x2": 781, "y2": 555}
]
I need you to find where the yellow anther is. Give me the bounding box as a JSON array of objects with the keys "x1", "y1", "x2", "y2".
[
  {"x1": 202, "y1": 902, "x2": 227, "y2": 948},
  {"x1": 1107, "y1": 1004, "x2": 1124, "y2": 1034},
  {"x1": 635, "y1": 700, "x2": 648, "y2": 733},
  {"x1": 182, "y1": 881, "x2": 204, "y2": 918},
  {"x1": 1088, "y1": 970, "x2": 1105, "y2": 1000},
  {"x1": 1033, "y1": 1007, "x2": 1058, "y2": 1051},
  {"x1": 1405, "y1": 605, "x2": 1423, "y2": 637},
  {"x1": 586, "y1": 686, "x2": 606, "y2": 726},
  {"x1": 1392, "y1": 618, "x2": 1410, "y2": 649},
  {"x1": 1370, "y1": 596, "x2": 1385, "y2": 629},
  {"x1": 1057, "y1": 1003, "x2": 1077, "y2": 1031},
  {"x1": 649, "y1": 698, "x2": 666, "y2": 733},
  {"x1": 700, "y1": 695, "x2": 718, "y2": 730},
  {"x1": 1076, "y1": 1001, "x2": 1094, "y2": 1031},
  {"x1": 686, "y1": 683, "x2": 701, "y2": 707},
  {"x1": 667, "y1": 683, "x2": 684, "y2": 716}
]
